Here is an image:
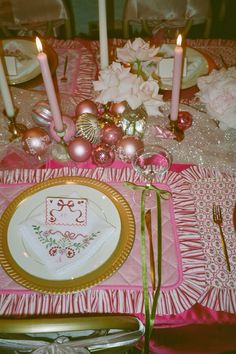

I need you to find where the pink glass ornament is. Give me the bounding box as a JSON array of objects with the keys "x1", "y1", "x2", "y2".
[
  {"x1": 116, "y1": 135, "x2": 144, "y2": 163},
  {"x1": 22, "y1": 127, "x2": 51, "y2": 157},
  {"x1": 177, "y1": 111, "x2": 193, "y2": 130},
  {"x1": 75, "y1": 99, "x2": 98, "y2": 117},
  {"x1": 110, "y1": 101, "x2": 127, "y2": 116},
  {"x1": 49, "y1": 115, "x2": 76, "y2": 143},
  {"x1": 68, "y1": 137, "x2": 92, "y2": 162},
  {"x1": 31, "y1": 100, "x2": 52, "y2": 127},
  {"x1": 92, "y1": 143, "x2": 115, "y2": 167},
  {"x1": 101, "y1": 124, "x2": 123, "y2": 145}
]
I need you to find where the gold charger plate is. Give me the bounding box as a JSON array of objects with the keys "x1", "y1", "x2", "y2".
[
  {"x1": 2, "y1": 37, "x2": 57, "y2": 89},
  {"x1": 0, "y1": 177, "x2": 135, "y2": 294}
]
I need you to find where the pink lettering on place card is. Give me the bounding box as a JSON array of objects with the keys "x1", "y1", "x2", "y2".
[{"x1": 46, "y1": 197, "x2": 87, "y2": 226}]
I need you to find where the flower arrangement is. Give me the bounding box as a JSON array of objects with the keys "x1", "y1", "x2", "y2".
[
  {"x1": 93, "y1": 38, "x2": 165, "y2": 117},
  {"x1": 197, "y1": 67, "x2": 236, "y2": 130}
]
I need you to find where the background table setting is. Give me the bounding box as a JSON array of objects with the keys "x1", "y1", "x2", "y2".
[{"x1": 0, "y1": 12, "x2": 236, "y2": 354}]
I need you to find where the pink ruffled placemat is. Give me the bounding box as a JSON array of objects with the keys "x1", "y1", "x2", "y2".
[
  {"x1": 0, "y1": 166, "x2": 235, "y2": 319},
  {"x1": 0, "y1": 167, "x2": 205, "y2": 318},
  {"x1": 181, "y1": 166, "x2": 236, "y2": 313}
]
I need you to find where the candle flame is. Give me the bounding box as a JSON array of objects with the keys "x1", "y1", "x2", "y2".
[
  {"x1": 36, "y1": 37, "x2": 43, "y2": 53},
  {"x1": 177, "y1": 34, "x2": 182, "y2": 46}
]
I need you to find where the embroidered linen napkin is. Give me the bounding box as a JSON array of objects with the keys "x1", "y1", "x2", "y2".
[
  {"x1": 19, "y1": 197, "x2": 116, "y2": 277},
  {"x1": 3, "y1": 39, "x2": 39, "y2": 81}
]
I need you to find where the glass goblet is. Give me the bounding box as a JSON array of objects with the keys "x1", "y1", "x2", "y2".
[{"x1": 132, "y1": 145, "x2": 172, "y2": 209}]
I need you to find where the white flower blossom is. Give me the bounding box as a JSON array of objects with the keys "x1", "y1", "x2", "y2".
[
  {"x1": 116, "y1": 37, "x2": 160, "y2": 63},
  {"x1": 93, "y1": 63, "x2": 164, "y2": 116},
  {"x1": 197, "y1": 68, "x2": 236, "y2": 130}
]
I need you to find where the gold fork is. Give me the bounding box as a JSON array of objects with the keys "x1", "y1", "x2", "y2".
[{"x1": 212, "y1": 204, "x2": 231, "y2": 272}]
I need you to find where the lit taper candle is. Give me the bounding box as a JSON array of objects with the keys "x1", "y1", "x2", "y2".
[
  {"x1": 170, "y1": 34, "x2": 183, "y2": 121},
  {"x1": 36, "y1": 37, "x2": 64, "y2": 132}
]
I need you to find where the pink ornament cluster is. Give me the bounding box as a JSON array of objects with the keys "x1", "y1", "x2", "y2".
[{"x1": 23, "y1": 99, "x2": 144, "y2": 167}]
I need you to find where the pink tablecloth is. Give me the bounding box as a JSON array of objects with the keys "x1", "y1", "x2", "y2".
[
  {"x1": 0, "y1": 165, "x2": 235, "y2": 323},
  {"x1": 1, "y1": 38, "x2": 236, "y2": 354}
]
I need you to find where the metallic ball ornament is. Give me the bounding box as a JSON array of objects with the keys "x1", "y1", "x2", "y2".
[
  {"x1": 92, "y1": 143, "x2": 115, "y2": 167},
  {"x1": 110, "y1": 101, "x2": 127, "y2": 116},
  {"x1": 116, "y1": 135, "x2": 144, "y2": 163},
  {"x1": 76, "y1": 113, "x2": 101, "y2": 144},
  {"x1": 75, "y1": 99, "x2": 98, "y2": 117},
  {"x1": 119, "y1": 105, "x2": 147, "y2": 138},
  {"x1": 22, "y1": 127, "x2": 51, "y2": 157},
  {"x1": 101, "y1": 124, "x2": 123, "y2": 146},
  {"x1": 31, "y1": 101, "x2": 52, "y2": 127},
  {"x1": 177, "y1": 111, "x2": 193, "y2": 130},
  {"x1": 68, "y1": 137, "x2": 92, "y2": 162}
]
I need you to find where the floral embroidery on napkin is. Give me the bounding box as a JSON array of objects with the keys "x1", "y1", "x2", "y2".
[
  {"x1": 32, "y1": 225, "x2": 99, "y2": 260},
  {"x1": 46, "y1": 197, "x2": 87, "y2": 226},
  {"x1": 19, "y1": 197, "x2": 117, "y2": 276}
]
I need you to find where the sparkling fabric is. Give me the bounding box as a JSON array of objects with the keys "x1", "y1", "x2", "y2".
[{"x1": 144, "y1": 102, "x2": 236, "y2": 172}]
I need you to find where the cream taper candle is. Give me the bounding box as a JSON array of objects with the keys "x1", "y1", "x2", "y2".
[
  {"x1": 98, "y1": 0, "x2": 109, "y2": 70},
  {"x1": 36, "y1": 37, "x2": 64, "y2": 132},
  {"x1": 0, "y1": 57, "x2": 15, "y2": 117},
  {"x1": 170, "y1": 34, "x2": 183, "y2": 121}
]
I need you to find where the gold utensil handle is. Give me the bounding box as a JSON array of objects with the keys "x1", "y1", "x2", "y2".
[
  {"x1": 63, "y1": 55, "x2": 68, "y2": 76},
  {"x1": 219, "y1": 224, "x2": 231, "y2": 272}
]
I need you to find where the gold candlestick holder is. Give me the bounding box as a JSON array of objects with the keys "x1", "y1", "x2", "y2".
[
  {"x1": 50, "y1": 129, "x2": 70, "y2": 162},
  {"x1": 167, "y1": 117, "x2": 184, "y2": 142},
  {"x1": 4, "y1": 108, "x2": 27, "y2": 141}
]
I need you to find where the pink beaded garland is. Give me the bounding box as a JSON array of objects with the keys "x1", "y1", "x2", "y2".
[
  {"x1": 75, "y1": 99, "x2": 98, "y2": 117},
  {"x1": 116, "y1": 135, "x2": 144, "y2": 163},
  {"x1": 92, "y1": 143, "x2": 115, "y2": 167},
  {"x1": 68, "y1": 137, "x2": 92, "y2": 162},
  {"x1": 101, "y1": 124, "x2": 123, "y2": 145},
  {"x1": 49, "y1": 115, "x2": 76, "y2": 143}
]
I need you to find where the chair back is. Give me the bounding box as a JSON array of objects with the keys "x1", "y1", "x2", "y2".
[
  {"x1": 0, "y1": 0, "x2": 73, "y2": 38},
  {"x1": 0, "y1": 315, "x2": 145, "y2": 353},
  {"x1": 123, "y1": 0, "x2": 212, "y2": 38}
]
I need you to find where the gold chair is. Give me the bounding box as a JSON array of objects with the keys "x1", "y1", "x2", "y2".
[
  {"x1": 0, "y1": 315, "x2": 144, "y2": 353},
  {"x1": 123, "y1": 0, "x2": 212, "y2": 39},
  {"x1": 0, "y1": 0, "x2": 74, "y2": 39}
]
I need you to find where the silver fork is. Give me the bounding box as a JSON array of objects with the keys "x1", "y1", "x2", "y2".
[{"x1": 212, "y1": 204, "x2": 231, "y2": 272}]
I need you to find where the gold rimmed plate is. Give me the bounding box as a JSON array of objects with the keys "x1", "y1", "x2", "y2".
[
  {"x1": 0, "y1": 177, "x2": 135, "y2": 294},
  {"x1": 159, "y1": 45, "x2": 214, "y2": 90},
  {"x1": 2, "y1": 37, "x2": 57, "y2": 88}
]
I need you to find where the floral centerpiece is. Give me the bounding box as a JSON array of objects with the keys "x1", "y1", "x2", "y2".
[{"x1": 93, "y1": 38, "x2": 165, "y2": 118}]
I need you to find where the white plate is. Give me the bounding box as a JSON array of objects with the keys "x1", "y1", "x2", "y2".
[
  {"x1": 3, "y1": 38, "x2": 41, "y2": 85},
  {"x1": 159, "y1": 45, "x2": 209, "y2": 90},
  {"x1": 0, "y1": 177, "x2": 135, "y2": 293}
]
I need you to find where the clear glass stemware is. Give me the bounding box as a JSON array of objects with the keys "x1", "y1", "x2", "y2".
[{"x1": 132, "y1": 144, "x2": 172, "y2": 209}]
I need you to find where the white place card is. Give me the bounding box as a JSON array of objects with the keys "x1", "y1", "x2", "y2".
[{"x1": 159, "y1": 57, "x2": 187, "y2": 78}]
